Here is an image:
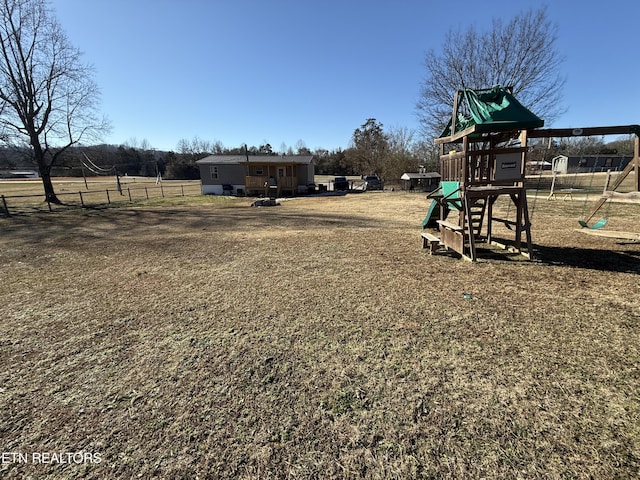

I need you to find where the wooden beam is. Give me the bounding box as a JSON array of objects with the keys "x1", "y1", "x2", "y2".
[
  {"x1": 466, "y1": 147, "x2": 528, "y2": 157},
  {"x1": 528, "y1": 125, "x2": 640, "y2": 138},
  {"x1": 441, "y1": 151, "x2": 466, "y2": 161},
  {"x1": 605, "y1": 155, "x2": 637, "y2": 193},
  {"x1": 582, "y1": 142, "x2": 640, "y2": 223},
  {"x1": 435, "y1": 124, "x2": 479, "y2": 144}
]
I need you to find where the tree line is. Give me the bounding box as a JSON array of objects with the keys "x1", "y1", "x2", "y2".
[
  {"x1": 0, "y1": 119, "x2": 439, "y2": 184},
  {"x1": 1, "y1": 120, "x2": 633, "y2": 185},
  {"x1": 2, "y1": 1, "x2": 634, "y2": 200}
]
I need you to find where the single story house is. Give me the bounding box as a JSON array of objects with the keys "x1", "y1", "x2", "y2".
[
  {"x1": 551, "y1": 155, "x2": 632, "y2": 174},
  {"x1": 196, "y1": 155, "x2": 315, "y2": 196},
  {"x1": 400, "y1": 172, "x2": 441, "y2": 191}
]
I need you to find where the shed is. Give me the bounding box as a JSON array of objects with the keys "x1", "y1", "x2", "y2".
[
  {"x1": 196, "y1": 155, "x2": 315, "y2": 196},
  {"x1": 400, "y1": 172, "x2": 441, "y2": 191}
]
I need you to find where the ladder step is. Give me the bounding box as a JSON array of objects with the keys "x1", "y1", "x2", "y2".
[
  {"x1": 421, "y1": 232, "x2": 441, "y2": 254},
  {"x1": 437, "y1": 220, "x2": 463, "y2": 231}
]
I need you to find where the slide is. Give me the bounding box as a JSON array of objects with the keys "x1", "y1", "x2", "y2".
[{"x1": 422, "y1": 200, "x2": 447, "y2": 229}]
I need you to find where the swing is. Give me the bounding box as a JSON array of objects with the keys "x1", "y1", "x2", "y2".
[
  {"x1": 577, "y1": 158, "x2": 608, "y2": 229},
  {"x1": 578, "y1": 218, "x2": 608, "y2": 229},
  {"x1": 503, "y1": 197, "x2": 516, "y2": 230}
]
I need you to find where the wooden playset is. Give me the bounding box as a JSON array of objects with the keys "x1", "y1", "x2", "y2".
[{"x1": 421, "y1": 86, "x2": 640, "y2": 261}]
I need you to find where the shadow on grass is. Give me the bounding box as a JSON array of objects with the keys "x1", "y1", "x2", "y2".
[
  {"x1": 533, "y1": 244, "x2": 640, "y2": 273},
  {"x1": 450, "y1": 238, "x2": 639, "y2": 274},
  {"x1": 0, "y1": 204, "x2": 387, "y2": 246}
]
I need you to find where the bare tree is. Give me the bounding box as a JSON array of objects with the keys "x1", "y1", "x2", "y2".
[
  {"x1": 382, "y1": 125, "x2": 421, "y2": 182},
  {"x1": 417, "y1": 7, "x2": 565, "y2": 141},
  {"x1": 295, "y1": 139, "x2": 311, "y2": 155},
  {"x1": 124, "y1": 137, "x2": 153, "y2": 151},
  {"x1": 0, "y1": 0, "x2": 109, "y2": 203},
  {"x1": 386, "y1": 125, "x2": 414, "y2": 156},
  {"x1": 176, "y1": 136, "x2": 220, "y2": 156}
]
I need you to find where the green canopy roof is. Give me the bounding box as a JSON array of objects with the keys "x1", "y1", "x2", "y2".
[{"x1": 439, "y1": 86, "x2": 544, "y2": 140}]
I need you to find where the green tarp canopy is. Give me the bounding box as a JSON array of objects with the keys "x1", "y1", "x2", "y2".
[{"x1": 439, "y1": 85, "x2": 544, "y2": 139}]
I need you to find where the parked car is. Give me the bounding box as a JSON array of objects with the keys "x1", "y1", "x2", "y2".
[
  {"x1": 333, "y1": 176, "x2": 349, "y2": 191},
  {"x1": 363, "y1": 175, "x2": 382, "y2": 191}
]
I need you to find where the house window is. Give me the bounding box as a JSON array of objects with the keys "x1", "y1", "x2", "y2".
[
  {"x1": 210, "y1": 166, "x2": 218, "y2": 179},
  {"x1": 278, "y1": 167, "x2": 285, "y2": 178},
  {"x1": 255, "y1": 168, "x2": 263, "y2": 175},
  {"x1": 604, "y1": 158, "x2": 613, "y2": 167}
]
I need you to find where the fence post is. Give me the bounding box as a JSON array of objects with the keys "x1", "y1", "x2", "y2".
[
  {"x1": 160, "y1": 184, "x2": 164, "y2": 197},
  {"x1": 145, "y1": 187, "x2": 149, "y2": 200},
  {"x1": 181, "y1": 185, "x2": 185, "y2": 196},
  {"x1": 79, "y1": 191, "x2": 84, "y2": 207},
  {"x1": 106, "y1": 189, "x2": 110, "y2": 205},
  {"x1": 128, "y1": 187, "x2": 132, "y2": 202},
  {"x1": 1, "y1": 194, "x2": 9, "y2": 217}
]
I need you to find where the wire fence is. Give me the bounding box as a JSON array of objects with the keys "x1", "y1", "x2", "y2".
[{"x1": 0, "y1": 182, "x2": 202, "y2": 216}]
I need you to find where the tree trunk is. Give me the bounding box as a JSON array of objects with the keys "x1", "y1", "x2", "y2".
[
  {"x1": 41, "y1": 171, "x2": 61, "y2": 204},
  {"x1": 35, "y1": 152, "x2": 61, "y2": 204}
]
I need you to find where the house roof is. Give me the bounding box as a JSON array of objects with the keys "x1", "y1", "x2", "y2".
[
  {"x1": 401, "y1": 172, "x2": 441, "y2": 180},
  {"x1": 196, "y1": 155, "x2": 314, "y2": 165}
]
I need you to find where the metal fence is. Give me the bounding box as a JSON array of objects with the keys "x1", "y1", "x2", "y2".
[{"x1": 0, "y1": 182, "x2": 202, "y2": 216}]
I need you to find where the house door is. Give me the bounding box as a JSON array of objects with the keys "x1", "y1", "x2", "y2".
[{"x1": 278, "y1": 167, "x2": 285, "y2": 178}]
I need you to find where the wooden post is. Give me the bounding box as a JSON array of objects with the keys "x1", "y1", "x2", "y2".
[
  {"x1": 548, "y1": 170, "x2": 558, "y2": 199},
  {"x1": 522, "y1": 191, "x2": 533, "y2": 260},
  {"x1": 1, "y1": 195, "x2": 9, "y2": 216},
  {"x1": 79, "y1": 191, "x2": 84, "y2": 207},
  {"x1": 128, "y1": 187, "x2": 132, "y2": 202},
  {"x1": 81, "y1": 161, "x2": 88, "y2": 190},
  {"x1": 462, "y1": 136, "x2": 469, "y2": 187},
  {"x1": 634, "y1": 134, "x2": 639, "y2": 192},
  {"x1": 106, "y1": 189, "x2": 110, "y2": 205},
  {"x1": 145, "y1": 187, "x2": 149, "y2": 200},
  {"x1": 603, "y1": 169, "x2": 612, "y2": 194},
  {"x1": 486, "y1": 195, "x2": 495, "y2": 243},
  {"x1": 451, "y1": 90, "x2": 461, "y2": 138},
  {"x1": 514, "y1": 193, "x2": 522, "y2": 252},
  {"x1": 519, "y1": 130, "x2": 528, "y2": 188},
  {"x1": 464, "y1": 191, "x2": 476, "y2": 261}
]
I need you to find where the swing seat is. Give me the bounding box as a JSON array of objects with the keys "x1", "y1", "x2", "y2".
[{"x1": 578, "y1": 218, "x2": 608, "y2": 229}]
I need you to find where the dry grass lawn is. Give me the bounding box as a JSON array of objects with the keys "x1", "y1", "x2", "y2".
[{"x1": 1, "y1": 189, "x2": 639, "y2": 479}]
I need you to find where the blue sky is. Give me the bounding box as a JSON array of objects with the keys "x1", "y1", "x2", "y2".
[{"x1": 50, "y1": 0, "x2": 639, "y2": 152}]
